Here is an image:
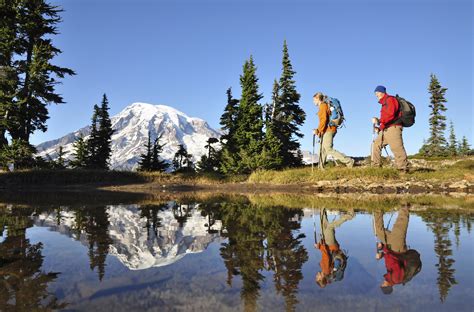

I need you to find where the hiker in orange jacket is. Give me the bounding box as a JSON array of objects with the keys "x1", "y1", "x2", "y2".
[
  {"x1": 313, "y1": 93, "x2": 354, "y2": 167},
  {"x1": 315, "y1": 208, "x2": 354, "y2": 288}
]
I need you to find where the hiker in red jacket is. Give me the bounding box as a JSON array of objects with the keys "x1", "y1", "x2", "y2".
[{"x1": 371, "y1": 85, "x2": 408, "y2": 172}]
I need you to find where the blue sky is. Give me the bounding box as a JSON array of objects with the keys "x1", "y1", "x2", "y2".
[{"x1": 33, "y1": 0, "x2": 473, "y2": 156}]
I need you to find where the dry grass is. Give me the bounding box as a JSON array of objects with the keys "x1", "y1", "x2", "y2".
[{"x1": 0, "y1": 158, "x2": 472, "y2": 189}]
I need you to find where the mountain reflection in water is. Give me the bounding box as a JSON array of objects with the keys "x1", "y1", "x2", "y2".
[{"x1": 0, "y1": 196, "x2": 472, "y2": 311}]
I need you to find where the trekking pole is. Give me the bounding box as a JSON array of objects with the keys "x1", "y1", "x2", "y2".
[
  {"x1": 379, "y1": 130, "x2": 393, "y2": 163},
  {"x1": 312, "y1": 133, "x2": 316, "y2": 173},
  {"x1": 372, "y1": 213, "x2": 381, "y2": 256},
  {"x1": 312, "y1": 207, "x2": 318, "y2": 245},
  {"x1": 370, "y1": 118, "x2": 377, "y2": 162},
  {"x1": 318, "y1": 134, "x2": 324, "y2": 170}
]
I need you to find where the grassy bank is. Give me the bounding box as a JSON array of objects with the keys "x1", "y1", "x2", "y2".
[
  {"x1": 0, "y1": 158, "x2": 472, "y2": 190},
  {"x1": 249, "y1": 158, "x2": 473, "y2": 184}
]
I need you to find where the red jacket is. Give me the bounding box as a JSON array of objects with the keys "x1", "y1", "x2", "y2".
[
  {"x1": 382, "y1": 246, "x2": 405, "y2": 285},
  {"x1": 379, "y1": 94, "x2": 401, "y2": 131}
]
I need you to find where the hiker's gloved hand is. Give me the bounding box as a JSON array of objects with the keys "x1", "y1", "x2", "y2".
[
  {"x1": 374, "y1": 126, "x2": 380, "y2": 134},
  {"x1": 313, "y1": 129, "x2": 319, "y2": 136}
]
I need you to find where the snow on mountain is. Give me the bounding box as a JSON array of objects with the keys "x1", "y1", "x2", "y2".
[
  {"x1": 36, "y1": 103, "x2": 221, "y2": 170},
  {"x1": 33, "y1": 204, "x2": 222, "y2": 270}
]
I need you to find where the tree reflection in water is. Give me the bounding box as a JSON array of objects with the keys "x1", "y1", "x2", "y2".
[
  {"x1": 420, "y1": 211, "x2": 473, "y2": 302},
  {"x1": 71, "y1": 205, "x2": 113, "y2": 281},
  {"x1": 139, "y1": 204, "x2": 168, "y2": 239},
  {"x1": 214, "y1": 200, "x2": 308, "y2": 312},
  {"x1": 0, "y1": 206, "x2": 66, "y2": 311}
]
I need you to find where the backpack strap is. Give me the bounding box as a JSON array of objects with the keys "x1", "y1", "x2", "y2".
[{"x1": 384, "y1": 95, "x2": 401, "y2": 127}]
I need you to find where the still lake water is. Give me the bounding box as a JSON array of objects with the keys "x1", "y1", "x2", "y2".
[{"x1": 1, "y1": 194, "x2": 473, "y2": 311}]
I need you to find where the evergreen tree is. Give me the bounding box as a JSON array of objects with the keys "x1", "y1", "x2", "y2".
[
  {"x1": 458, "y1": 136, "x2": 471, "y2": 156},
  {"x1": 96, "y1": 94, "x2": 114, "y2": 169},
  {"x1": 70, "y1": 134, "x2": 88, "y2": 168},
  {"x1": 275, "y1": 41, "x2": 305, "y2": 167},
  {"x1": 172, "y1": 144, "x2": 193, "y2": 173},
  {"x1": 222, "y1": 56, "x2": 264, "y2": 174},
  {"x1": 7, "y1": 0, "x2": 75, "y2": 143},
  {"x1": 86, "y1": 94, "x2": 113, "y2": 169},
  {"x1": 260, "y1": 124, "x2": 284, "y2": 170},
  {"x1": 260, "y1": 80, "x2": 284, "y2": 170},
  {"x1": 220, "y1": 87, "x2": 239, "y2": 151},
  {"x1": 197, "y1": 137, "x2": 220, "y2": 173},
  {"x1": 150, "y1": 134, "x2": 169, "y2": 172},
  {"x1": 0, "y1": 0, "x2": 19, "y2": 149},
  {"x1": 420, "y1": 74, "x2": 448, "y2": 156},
  {"x1": 447, "y1": 121, "x2": 457, "y2": 156},
  {"x1": 0, "y1": 138, "x2": 35, "y2": 170},
  {"x1": 138, "y1": 131, "x2": 153, "y2": 171},
  {"x1": 87, "y1": 104, "x2": 100, "y2": 168},
  {"x1": 55, "y1": 145, "x2": 66, "y2": 169}
]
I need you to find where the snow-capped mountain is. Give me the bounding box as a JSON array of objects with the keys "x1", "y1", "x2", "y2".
[
  {"x1": 33, "y1": 204, "x2": 222, "y2": 270},
  {"x1": 36, "y1": 103, "x2": 221, "y2": 170}
]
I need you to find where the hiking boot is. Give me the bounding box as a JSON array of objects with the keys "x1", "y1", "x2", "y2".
[{"x1": 346, "y1": 158, "x2": 355, "y2": 168}]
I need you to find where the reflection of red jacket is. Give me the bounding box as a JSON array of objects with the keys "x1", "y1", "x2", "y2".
[
  {"x1": 378, "y1": 94, "x2": 401, "y2": 130},
  {"x1": 382, "y1": 246, "x2": 405, "y2": 285}
]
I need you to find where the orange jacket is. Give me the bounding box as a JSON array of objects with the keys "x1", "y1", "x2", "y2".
[
  {"x1": 317, "y1": 242, "x2": 340, "y2": 275},
  {"x1": 317, "y1": 103, "x2": 337, "y2": 135}
]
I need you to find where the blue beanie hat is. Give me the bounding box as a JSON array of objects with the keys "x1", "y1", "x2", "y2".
[{"x1": 374, "y1": 85, "x2": 386, "y2": 93}]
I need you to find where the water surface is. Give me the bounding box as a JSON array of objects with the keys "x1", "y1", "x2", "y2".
[{"x1": 0, "y1": 195, "x2": 472, "y2": 311}]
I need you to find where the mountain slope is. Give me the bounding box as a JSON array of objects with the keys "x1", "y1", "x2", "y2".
[{"x1": 36, "y1": 103, "x2": 221, "y2": 170}]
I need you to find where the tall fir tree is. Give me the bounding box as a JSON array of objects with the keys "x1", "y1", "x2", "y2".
[
  {"x1": 260, "y1": 80, "x2": 284, "y2": 169},
  {"x1": 87, "y1": 104, "x2": 100, "y2": 168},
  {"x1": 96, "y1": 94, "x2": 114, "y2": 169},
  {"x1": 447, "y1": 121, "x2": 457, "y2": 156},
  {"x1": 7, "y1": 0, "x2": 75, "y2": 143},
  {"x1": 420, "y1": 74, "x2": 448, "y2": 156},
  {"x1": 223, "y1": 56, "x2": 264, "y2": 174},
  {"x1": 138, "y1": 131, "x2": 153, "y2": 171},
  {"x1": 0, "y1": 0, "x2": 19, "y2": 149},
  {"x1": 70, "y1": 134, "x2": 88, "y2": 168},
  {"x1": 86, "y1": 94, "x2": 113, "y2": 169},
  {"x1": 220, "y1": 87, "x2": 239, "y2": 152},
  {"x1": 275, "y1": 40, "x2": 305, "y2": 167}
]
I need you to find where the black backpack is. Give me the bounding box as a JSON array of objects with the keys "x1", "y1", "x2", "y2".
[
  {"x1": 392, "y1": 95, "x2": 416, "y2": 128},
  {"x1": 400, "y1": 249, "x2": 422, "y2": 285}
]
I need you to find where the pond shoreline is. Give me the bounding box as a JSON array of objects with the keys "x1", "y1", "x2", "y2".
[
  {"x1": 3, "y1": 178, "x2": 471, "y2": 195},
  {"x1": 1, "y1": 158, "x2": 472, "y2": 195}
]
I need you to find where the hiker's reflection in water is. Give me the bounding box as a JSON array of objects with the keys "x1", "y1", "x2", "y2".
[
  {"x1": 374, "y1": 207, "x2": 422, "y2": 295},
  {"x1": 314, "y1": 208, "x2": 354, "y2": 288}
]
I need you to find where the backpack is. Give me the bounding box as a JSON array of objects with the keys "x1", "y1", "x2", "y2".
[
  {"x1": 330, "y1": 250, "x2": 348, "y2": 282},
  {"x1": 387, "y1": 95, "x2": 416, "y2": 128},
  {"x1": 326, "y1": 97, "x2": 345, "y2": 127},
  {"x1": 400, "y1": 249, "x2": 422, "y2": 285}
]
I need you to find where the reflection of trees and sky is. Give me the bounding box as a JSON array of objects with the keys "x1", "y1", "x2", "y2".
[{"x1": 0, "y1": 197, "x2": 473, "y2": 311}]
